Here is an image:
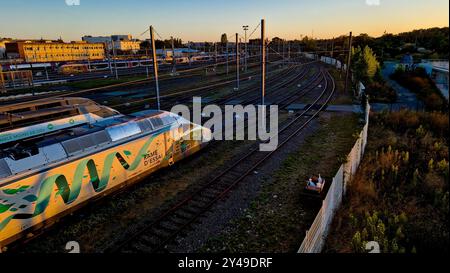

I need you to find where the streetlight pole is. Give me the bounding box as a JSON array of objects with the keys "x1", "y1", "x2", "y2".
[
  {"x1": 226, "y1": 40, "x2": 229, "y2": 75},
  {"x1": 188, "y1": 41, "x2": 192, "y2": 67},
  {"x1": 112, "y1": 40, "x2": 118, "y2": 79},
  {"x1": 145, "y1": 47, "x2": 150, "y2": 79},
  {"x1": 171, "y1": 36, "x2": 177, "y2": 75},
  {"x1": 85, "y1": 46, "x2": 91, "y2": 73},
  {"x1": 243, "y1": 25, "x2": 248, "y2": 72},
  {"x1": 344, "y1": 31, "x2": 353, "y2": 96},
  {"x1": 150, "y1": 25, "x2": 161, "y2": 110},
  {"x1": 261, "y1": 19, "x2": 266, "y2": 106},
  {"x1": 235, "y1": 33, "x2": 239, "y2": 90},
  {"x1": 214, "y1": 42, "x2": 217, "y2": 70}
]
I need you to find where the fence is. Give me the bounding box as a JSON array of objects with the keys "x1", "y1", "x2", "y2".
[{"x1": 298, "y1": 102, "x2": 370, "y2": 253}]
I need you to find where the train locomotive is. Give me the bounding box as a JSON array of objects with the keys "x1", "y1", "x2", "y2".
[{"x1": 0, "y1": 97, "x2": 211, "y2": 250}]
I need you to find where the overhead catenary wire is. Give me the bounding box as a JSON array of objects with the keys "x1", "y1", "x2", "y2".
[
  {"x1": 247, "y1": 23, "x2": 261, "y2": 39},
  {"x1": 139, "y1": 27, "x2": 164, "y2": 40}
]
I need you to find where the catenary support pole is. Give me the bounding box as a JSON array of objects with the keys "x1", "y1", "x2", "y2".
[{"x1": 150, "y1": 25, "x2": 161, "y2": 110}]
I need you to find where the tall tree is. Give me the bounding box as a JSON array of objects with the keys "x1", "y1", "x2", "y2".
[
  {"x1": 351, "y1": 45, "x2": 380, "y2": 84},
  {"x1": 221, "y1": 33, "x2": 228, "y2": 46}
]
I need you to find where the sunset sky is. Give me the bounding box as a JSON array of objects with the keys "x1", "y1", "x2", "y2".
[{"x1": 2, "y1": 0, "x2": 449, "y2": 42}]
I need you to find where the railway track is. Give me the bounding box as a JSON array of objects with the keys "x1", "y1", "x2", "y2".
[
  {"x1": 111, "y1": 59, "x2": 317, "y2": 113},
  {"x1": 104, "y1": 69, "x2": 335, "y2": 253},
  {"x1": 4, "y1": 60, "x2": 323, "y2": 252},
  {"x1": 0, "y1": 57, "x2": 268, "y2": 105},
  {"x1": 0, "y1": 56, "x2": 284, "y2": 106}
]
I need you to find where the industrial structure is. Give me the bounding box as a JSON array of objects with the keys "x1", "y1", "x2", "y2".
[
  {"x1": 5, "y1": 40, "x2": 105, "y2": 63},
  {"x1": 82, "y1": 34, "x2": 141, "y2": 53}
]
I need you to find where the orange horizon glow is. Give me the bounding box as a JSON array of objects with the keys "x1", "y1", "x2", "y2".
[{"x1": 1, "y1": 0, "x2": 448, "y2": 42}]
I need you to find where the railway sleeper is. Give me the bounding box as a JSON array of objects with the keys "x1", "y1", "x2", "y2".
[
  {"x1": 181, "y1": 206, "x2": 203, "y2": 215},
  {"x1": 213, "y1": 181, "x2": 235, "y2": 191},
  {"x1": 199, "y1": 189, "x2": 222, "y2": 199},
  {"x1": 159, "y1": 220, "x2": 183, "y2": 231},
  {"x1": 126, "y1": 241, "x2": 155, "y2": 253},
  {"x1": 150, "y1": 227, "x2": 173, "y2": 238},
  {"x1": 166, "y1": 216, "x2": 189, "y2": 226},
  {"x1": 188, "y1": 199, "x2": 209, "y2": 209},
  {"x1": 196, "y1": 195, "x2": 217, "y2": 204},
  {"x1": 174, "y1": 210, "x2": 196, "y2": 219}
]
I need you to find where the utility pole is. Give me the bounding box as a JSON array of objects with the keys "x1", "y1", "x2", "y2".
[
  {"x1": 188, "y1": 41, "x2": 192, "y2": 66},
  {"x1": 239, "y1": 38, "x2": 243, "y2": 68},
  {"x1": 150, "y1": 25, "x2": 161, "y2": 110},
  {"x1": 171, "y1": 36, "x2": 177, "y2": 75},
  {"x1": 108, "y1": 41, "x2": 113, "y2": 75},
  {"x1": 112, "y1": 40, "x2": 118, "y2": 79},
  {"x1": 243, "y1": 25, "x2": 249, "y2": 72},
  {"x1": 85, "y1": 46, "x2": 91, "y2": 73},
  {"x1": 214, "y1": 42, "x2": 217, "y2": 70},
  {"x1": 331, "y1": 37, "x2": 334, "y2": 58},
  {"x1": 344, "y1": 31, "x2": 353, "y2": 96},
  {"x1": 145, "y1": 47, "x2": 150, "y2": 78},
  {"x1": 261, "y1": 19, "x2": 266, "y2": 106},
  {"x1": 235, "y1": 33, "x2": 240, "y2": 90},
  {"x1": 44, "y1": 65, "x2": 49, "y2": 81},
  {"x1": 288, "y1": 41, "x2": 291, "y2": 63},
  {"x1": 226, "y1": 41, "x2": 229, "y2": 75},
  {"x1": 331, "y1": 37, "x2": 335, "y2": 66}
]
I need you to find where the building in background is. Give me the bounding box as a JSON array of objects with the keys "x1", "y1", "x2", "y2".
[
  {"x1": 113, "y1": 40, "x2": 140, "y2": 52},
  {"x1": 82, "y1": 34, "x2": 140, "y2": 53},
  {"x1": 82, "y1": 35, "x2": 111, "y2": 45},
  {"x1": 5, "y1": 40, "x2": 105, "y2": 63},
  {"x1": 111, "y1": 35, "x2": 132, "y2": 42},
  {"x1": 0, "y1": 39, "x2": 12, "y2": 59}
]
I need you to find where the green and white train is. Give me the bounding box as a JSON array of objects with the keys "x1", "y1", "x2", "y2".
[{"x1": 0, "y1": 97, "x2": 211, "y2": 250}]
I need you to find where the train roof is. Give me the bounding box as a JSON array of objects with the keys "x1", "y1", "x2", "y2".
[
  {"x1": 0, "y1": 97, "x2": 119, "y2": 131},
  {"x1": 0, "y1": 108, "x2": 192, "y2": 181}
]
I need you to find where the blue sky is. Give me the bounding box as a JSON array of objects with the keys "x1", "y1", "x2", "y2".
[{"x1": 1, "y1": 0, "x2": 448, "y2": 42}]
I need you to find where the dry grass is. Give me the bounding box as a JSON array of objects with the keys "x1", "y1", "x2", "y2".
[{"x1": 324, "y1": 111, "x2": 449, "y2": 253}]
